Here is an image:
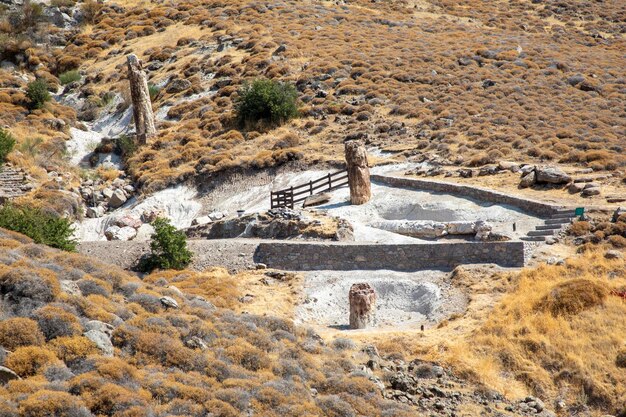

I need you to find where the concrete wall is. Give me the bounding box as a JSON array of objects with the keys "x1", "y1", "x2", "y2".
[
  {"x1": 254, "y1": 241, "x2": 526, "y2": 271},
  {"x1": 372, "y1": 174, "x2": 559, "y2": 216}
]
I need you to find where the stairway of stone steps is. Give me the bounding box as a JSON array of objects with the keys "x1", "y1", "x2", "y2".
[
  {"x1": 521, "y1": 208, "x2": 577, "y2": 242},
  {"x1": 0, "y1": 166, "x2": 34, "y2": 199}
]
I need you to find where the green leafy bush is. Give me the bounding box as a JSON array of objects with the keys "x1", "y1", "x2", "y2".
[
  {"x1": 0, "y1": 129, "x2": 16, "y2": 163},
  {"x1": 140, "y1": 218, "x2": 192, "y2": 272},
  {"x1": 116, "y1": 134, "x2": 137, "y2": 160},
  {"x1": 235, "y1": 78, "x2": 299, "y2": 127},
  {"x1": 26, "y1": 79, "x2": 51, "y2": 109},
  {"x1": 58, "y1": 70, "x2": 81, "y2": 85},
  {"x1": 0, "y1": 205, "x2": 77, "y2": 251}
]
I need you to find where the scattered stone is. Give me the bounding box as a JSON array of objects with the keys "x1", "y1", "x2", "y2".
[
  {"x1": 166, "y1": 78, "x2": 192, "y2": 94},
  {"x1": 519, "y1": 171, "x2": 536, "y2": 188},
  {"x1": 86, "y1": 205, "x2": 105, "y2": 218},
  {"x1": 605, "y1": 250, "x2": 623, "y2": 260},
  {"x1": 160, "y1": 296, "x2": 179, "y2": 309},
  {"x1": 349, "y1": 283, "x2": 377, "y2": 329},
  {"x1": 255, "y1": 263, "x2": 267, "y2": 270},
  {"x1": 191, "y1": 216, "x2": 212, "y2": 226},
  {"x1": 84, "y1": 330, "x2": 114, "y2": 356},
  {"x1": 84, "y1": 320, "x2": 115, "y2": 336},
  {"x1": 115, "y1": 214, "x2": 142, "y2": 229},
  {"x1": 105, "y1": 226, "x2": 137, "y2": 241},
  {"x1": 568, "y1": 182, "x2": 585, "y2": 193},
  {"x1": 135, "y1": 223, "x2": 155, "y2": 240},
  {"x1": 0, "y1": 366, "x2": 20, "y2": 384},
  {"x1": 474, "y1": 221, "x2": 493, "y2": 241},
  {"x1": 185, "y1": 336, "x2": 208, "y2": 350},
  {"x1": 582, "y1": 187, "x2": 601, "y2": 197},
  {"x1": 60, "y1": 280, "x2": 82, "y2": 297},
  {"x1": 108, "y1": 189, "x2": 128, "y2": 208}
]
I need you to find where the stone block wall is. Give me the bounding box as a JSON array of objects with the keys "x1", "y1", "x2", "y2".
[{"x1": 254, "y1": 241, "x2": 526, "y2": 271}]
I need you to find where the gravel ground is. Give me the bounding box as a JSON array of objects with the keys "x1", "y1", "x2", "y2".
[{"x1": 296, "y1": 269, "x2": 467, "y2": 330}]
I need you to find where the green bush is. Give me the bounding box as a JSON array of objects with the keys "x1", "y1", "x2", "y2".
[
  {"x1": 26, "y1": 79, "x2": 51, "y2": 109},
  {"x1": 140, "y1": 218, "x2": 192, "y2": 272},
  {"x1": 235, "y1": 78, "x2": 299, "y2": 127},
  {"x1": 116, "y1": 134, "x2": 137, "y2": 160},
  {"x1": 58, "y1": 70, "x2": 81, "y2": 85},
  {"x1": 0, "y1": 205, "x2": 77, "y2": 251},
  {"x1": 0, "y1": 129, "x2": 16, "y2": 163}
]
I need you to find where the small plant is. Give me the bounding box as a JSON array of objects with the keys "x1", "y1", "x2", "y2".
[
  {"x1": 148, "y1": 83, "x2": 160, "y2": 102},
  {"x1": 117, "y1": 134, "x2": 137, "y2": 159},
  {"x1": 18, "y1": 136, "x2": 43, "y2": 158},
  {"x1": 235, "y1": 78, "x2": 299, "y2": 127},
  {"x1": 0, "y1": 204, "x2": 77, "y2": 251},
  {"x1": 58, "y1": 70, "x2": 81, "y2": 85},
  {"x1": 0, "y1": 128, "x2": 16, "y2": 163},
  {"x1": 139, "y1": 218, "x2": 192, "y2": 272},
  {"x1": 80, "y1": 0, "x2": 101, "y2": 24},
  {"x1": 26, "y1": 78, "x2": 51, "y2": 109}
]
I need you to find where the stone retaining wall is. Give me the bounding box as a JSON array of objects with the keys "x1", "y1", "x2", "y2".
[
  {"x1": 254, "y1": 241, "x2": 525, "y2": 271},
  {"x1": 372, "y1": 174, "x2": 559, "y2": 216}
]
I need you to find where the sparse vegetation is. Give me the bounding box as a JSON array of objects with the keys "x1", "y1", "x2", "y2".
[
  {"x1": 0, "y1": 128, "x2": 16, "y2": 163},
  {"x1": 58, "y1": 70, "x2": 81, "y2": 85}
]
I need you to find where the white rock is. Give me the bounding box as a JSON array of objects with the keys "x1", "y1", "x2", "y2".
[
  {"x1": 108, "y1": 189, "x2": 127, "y2": 208},
  {"x1": 192, "y1": 216, "x2": 212, "y2": 226},
  {"x1": 208, "y1": 211, "x2": 225, "y2": 221},
  {"x1": 102, "y1": 188, "x2": 114, "y2": 199},
  {"x1": 84, "y1": 320, "x2": 115, "y2": 336},
  {"x1": 60, "y1": 280, "x2": 81, "y2": 297},
  {"x1": 446, "y1": 221, "x2": 476, "y2": 235},
  {"x1": 105, "y1": 225, "x2": 137, "y2": 241},
  {"x1": 84, "y1": 330, "x2": 114, "y2": 356},
  {"x1": 160, "y1": 296, "x2": 179, "y2": 309},
  {"x1": 135, "y1": 223, "x2": 155, "y2": 241}
]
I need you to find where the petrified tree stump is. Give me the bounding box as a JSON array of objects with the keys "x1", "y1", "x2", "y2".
[
  {"x1": 345, "y1": 140, "x2": 371, "y2": 205},
  {"x1": 127, "y1": 54, "x2": 156, "y2": 145},
  {"x1": 349, "y1": 283, "x2": 377, "y2": 329}
]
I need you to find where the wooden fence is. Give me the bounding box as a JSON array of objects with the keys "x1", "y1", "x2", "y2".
[{"x1": 270, "y1": 169, "x2": 348, "y2": 209}]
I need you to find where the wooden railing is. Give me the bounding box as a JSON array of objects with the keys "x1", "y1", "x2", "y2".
[{"x1": 270, "y1": 169, "x2": 349, "y2": 209}]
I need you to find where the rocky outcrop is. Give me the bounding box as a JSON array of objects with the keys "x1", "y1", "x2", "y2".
[
  {"x1": 349, "y1": 283, "x2": 377, "y2": 329},
  {"x1": 127, "y1": 54, "x2": 156, "y2": 145},
  {"x1": 345, "y1": 140, "x2": 371, "y2": 205},
  {"x1": 520, "y1": 165, "x2": 571, "y2": 188},
  {"x1": 84, "y1": 329, "x2": 114, "y2": 356},
  {"x1": 370, "y1": 220, "x2": 499, "y2": 240}
]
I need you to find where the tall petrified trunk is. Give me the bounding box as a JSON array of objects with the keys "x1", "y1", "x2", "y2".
[
  {"x1": 127, "y1": 54, "x2": 156, "y2": 145},
  {"x1": 349, "y1": 283, "x2": 377, "y2": 329},
  {"x1": 345, "y1": 140, "x2": 371, "y2": 205}
]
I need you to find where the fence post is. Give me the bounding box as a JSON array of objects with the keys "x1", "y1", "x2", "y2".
[
  {"x1": 290, "y1": 186, "x2": 294, "y2": 209},
  {"x1": 309, "y1": 180, "x2": 313, "y2": 196},
  {"x1": 327, "y1": 172, "x2": 331, "y2": 191}
]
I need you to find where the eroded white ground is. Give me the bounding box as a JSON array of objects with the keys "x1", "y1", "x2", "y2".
[{"x1": 296, "y1": 269, "x2": 466, "y2": 330}]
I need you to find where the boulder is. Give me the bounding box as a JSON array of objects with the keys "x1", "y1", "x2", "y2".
[
  {"x1": 135, "y1": 223, "x2": 155, "y2": 241},
  {"x1": 84, "y1": 330, "x2": 114, "y2": 356},
  {"x1": 349, "y1": 283, "x2": 377, "y2": 329},
  {"x1": 160, "y1": 296, "x2": 179, "y2": 309},
  {"x1": 108, "y1": 189, "x2": 128, "y2": 208},
  {"x1": 185, "y1": 336, "x2": 208, "y2": 350},
  {"x1": 84, "y1": 320, "x2": 115, "y2": 336},
  {"x1": 568, "y1": 182, "x2": 585, "y2": 193},
  {"x1": 102, "y1": 188, "x2": 114, "y2": 199},
  {"x1": 105, "y1": 226, "x2": 137, "y2": 241},
  {"x1": 141, "y1": 207, "x2": 167, "y2": 223},
  {"x1": 60, "y1": 280, "x2": 82, "y2": 297},
  {"x1": 371, "y1": 220, "x2": 447, "y2": 238},
  {"x1": 535, "y1": 166, "x2": 571, "y2": 185},
  {"x1": 519, "y1": 171, "x2": 536, "y2": 188},
  {"x1": 208, "y1": 211, "x2": 225, "y2": 221},
  {"x1": 115, "y1": 214, "x2": 142, "y2": 229},
  {"x1": 0, "y1": 366, "x2": 20, "y2": 384},
  {"x1": 498, "y1": 161, "x2": 520, "y2": 172},
  {"x1": 86, "y1": 205, "x2": 105, "y2": 218}
]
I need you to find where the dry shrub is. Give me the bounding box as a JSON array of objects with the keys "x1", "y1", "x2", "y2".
[
  {"x1": 608, "y1": 235, "x2": 626, "y2": 248},
  {"x1": 224, "y1": 339, "x2": 270, "y2": 371},
  {"x1": 6, "y1": 346, "x2": 59, "y2": 377},
  {"x1": 569, "y1": 221, "x2": 593, "y2": 237},
  {"x1": 536, "y1": 279, "x2": 608, "y2": 316},
  {"x1": 0, "y1": 318, "x2": 45, "y2": 351},
  {"x1": 33, "y1": 305, "x2": 82, "y2": 341},
  {"x1": 19, "y1": 390, "x2": 89, "y2": 417},
  {"x1": 49, "y1": 336, "x2": 98, "y2": 363}
]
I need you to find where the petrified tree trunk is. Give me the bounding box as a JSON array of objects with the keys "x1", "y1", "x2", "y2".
[
  {"x1": 345, "y1": 140, "x2": 371, "y2": 205},
  {"x1": 349, "y1": 283, "x2": 377, "y2": 329},
  {"x1": 127, "y1": 54, "x2": 156, "y2": 145}
]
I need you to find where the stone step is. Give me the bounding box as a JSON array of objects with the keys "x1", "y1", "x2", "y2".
[
  {"x1": 521, "y1": 236, "x2": 547, "y2": 242},
  {"x1": 527, "y1": 229, "x2": 557, "y2": 237},
  {"x1": 545, "y1": 218, "x2": 572, "y2": 225},
  {"x1": 551, "y1": 212, "x2": 575, "y2": 219},
  {"x1": 536, "y1": 224, "x2": 564, "y2": 231}
]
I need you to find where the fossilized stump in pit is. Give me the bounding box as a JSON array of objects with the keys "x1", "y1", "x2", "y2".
[
  {"x1": 127, "y1": 54, "x2": 156, "y2": 145},
  {"x1": 344, "y1": 140, "x2": 371, "y2": 205},
  {"x1": 349, "y1": 282, "x2": 377, "y2": 329}
]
